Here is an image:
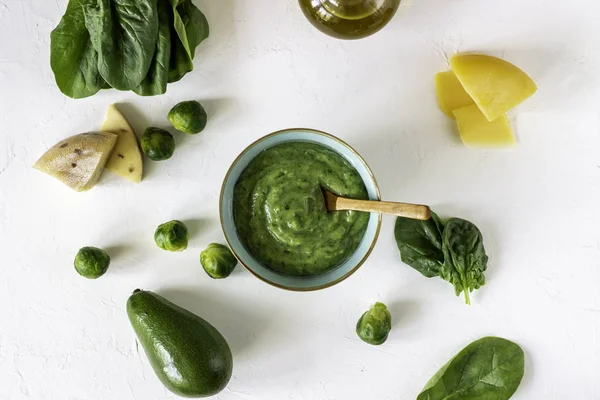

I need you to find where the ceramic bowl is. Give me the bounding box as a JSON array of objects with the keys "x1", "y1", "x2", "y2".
[{"x1": 220, "y1": 128, "x2": 381, "y2": 291}]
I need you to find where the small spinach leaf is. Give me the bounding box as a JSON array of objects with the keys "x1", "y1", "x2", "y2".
[
  {"x1": 168, "y1": 0, "x2": 209, "y2": 83},
  {"x1": 440, "y1": 218, "x2": 488, "y2": 305},
  {"x1": 394, "y1": 212, "x2": 445, "y2": 278},
  {"x1": 177, "y1": 0, "x2": 209, "y2": 59},
  {"x1": 83, "y1": 0, "x2": 159, "y2": 90},
  {"x1": 172, "y1": 0, "x2": 209, "y2": 59},
  {"x1": 168, "y1": 31, "x2": 194, "y2": 83},
  {"x1": 133, "y1": 0, "x2": 171, "y2": 96},
  {"x1": 50, "y1": 0, "x2": 104, "y2": 99},
  {"x1": 417, "y1": 337, "x2": 525, "y2": 400}
]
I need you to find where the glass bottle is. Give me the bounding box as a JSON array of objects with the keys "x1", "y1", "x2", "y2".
[{"x1": 299, "y1": 0, "x2": 401, "y2": 40}]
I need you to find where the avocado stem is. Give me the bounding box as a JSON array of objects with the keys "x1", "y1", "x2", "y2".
[{"x1": 133, "y1": 288, "x2": 142, "y2": 294}]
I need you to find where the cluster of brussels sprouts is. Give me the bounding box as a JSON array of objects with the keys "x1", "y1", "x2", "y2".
[
  {"x1": 141, "y1": 100, "x2": 209, "y2": 162},
  {"x1": 74, "y1": 242, "x2": 393, "y2": 344},
  {"x1": 153, "y1": 221, "x2": 237, "y2": 279},
  {"x1": 74, "y1": 221, "x2": 238, "y2": 281}
]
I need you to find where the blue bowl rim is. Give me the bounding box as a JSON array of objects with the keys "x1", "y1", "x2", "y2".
[{"x1": 219, "y1": 128, "x2": 382, "y2": 291}]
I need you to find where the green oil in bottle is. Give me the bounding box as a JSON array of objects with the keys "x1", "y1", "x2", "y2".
[{"x1": 299, "y1": 0, "x2": 400, "y2": 40}]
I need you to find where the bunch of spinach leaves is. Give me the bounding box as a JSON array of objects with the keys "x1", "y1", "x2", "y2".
[
  {"x1": 417, "y1": 337, "x2": 525, "y2": 400},
  {"x1": 50, "y1": 0, "x2": 209, "y2": 99},
  {"x1": 394, "y1": 211, "x2": 488, "y2": 304}
]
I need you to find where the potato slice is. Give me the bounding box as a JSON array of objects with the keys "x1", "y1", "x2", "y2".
[
  {"x1": 101, "y1": 104, "x2": 143, "y2": 183},
  {"x1": 434, "y1": 70, "x2": 475, "y2": 119},
  {"x1": 34, "y1": 132, "x2": 117, "y2": 191},
  {"x1": 453, "y1": 104, "x2": 515, "y2": 148},
  {"x1": 450, "y1": 54, "x2": 537, "y2": 121}
]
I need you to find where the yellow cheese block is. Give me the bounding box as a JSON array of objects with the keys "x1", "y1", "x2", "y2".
[
  {"x1": 101, "y1": 105, "x2": 143, "y2": 183},
  {"x1": 434, "y1": 70, "x2": 475, "y2": 119},
  {"x1": 453, "y1": 104, "x2": 515, "y2": 148},
  {"x1": 450, "y1": 54, "x2": 537, "y2": 121}
]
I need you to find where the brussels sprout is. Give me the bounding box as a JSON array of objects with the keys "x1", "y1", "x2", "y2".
[
  {"x1": 154, "y1": 220, "x2": 189, "y2": 252},
  {"x1": 141, "y1": 127, "x2": 175, "y2": 161},
  {"x1": 356, "y1": 302, "x2": 392, "y2": 345},
  {"x1": 168, "y1": 101, "x2": 208, "y2": 134},
  {"x1": 74, "y1": 246, "x2": 110, "y2": 279},
  {"x1": 200, "y1": 243, "x2": 238, "y2": 279}
]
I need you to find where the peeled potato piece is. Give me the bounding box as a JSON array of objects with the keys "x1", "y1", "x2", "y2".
[
  {"x1": 434, "y1": 70, "x2": 475, "y2": 119},
  {"x1": 34, "y1": 132, "x2": 117, "y2": 191},
  {"x1": 453, "y1": 104, "x2": 515, "y2": 148},
  {"x1": 102, "y1": 104, "x2": 143, "y2": 183},
  {"x1": 450, "y1": 54, "x2": 537, "y2": 121}
]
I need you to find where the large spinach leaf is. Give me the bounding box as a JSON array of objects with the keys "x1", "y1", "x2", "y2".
[
  {"x1": 133, "y1": 0, "x2": 171, "y2": 96},
  {"x1": 168, "y1": 0, "x2": 209, "y2": 83},
  {"x1": 83, "y1": 0, "x2": 158, "y2": 90},
  {"x1": 440, "y1": 218, "x2": 488, "y2": 305},
  {"x1": 417, "y1": 337, "x2": 525, "y2": 400},
  {"x1": 394, "y1": 212, "x2": 445, "y2": 278},
  {"x1": 50, "y1": 0, "x2": 209, "y2": 97},
  {"x1": 50, "y1": 0, "x2": 105, "y2": 99}
]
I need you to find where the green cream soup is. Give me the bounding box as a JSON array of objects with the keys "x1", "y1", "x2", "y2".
[{"x1": 233, "y1": 142, "x2": 370, "y2": 276}]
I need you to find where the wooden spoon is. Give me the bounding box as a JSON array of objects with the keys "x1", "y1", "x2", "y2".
[{"x1": 323, "y1": 189, "x2": 431, "y2": 220}]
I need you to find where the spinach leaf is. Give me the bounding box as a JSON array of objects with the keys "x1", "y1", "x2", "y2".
[
  {"x1": 168, "y1": 30, "x2": 194, "y2": 83},
  {"x1": 50, "y1": 0, "x2": 104, "y2": 99},
  {"x1": 177, "y1": 0, "x2": 209, "y2": 59},
  {"x1": 83, "y1": 0, "x2": 159, "y2": 90},
  {"x1": 394, "y1": 212, "x2": 445, "y2": 278},
  {"x1": 173, "y1": 0, "x2": 209, "y2": 59},
  {"x1": 417, "y1": 337, "x2": 525, "y2": 400},
  {"x1": 168, "y1": 0, "x2": 209, "y2": 83},
  {"x1": 395, "y1": 211, "x2": 489, "y2": 304},
  {"x1": 50, "y1": 0, "x2": 208, "y2": 97},
  {"x1": 100, "y1": 78, "x2": 111, "y2": 89},
  {"x1": 440, "y1": 218, "x2": 488, "y2": 305},
  {"x1": 133, "y1": 0, "x2": 171, "y2": 96}
]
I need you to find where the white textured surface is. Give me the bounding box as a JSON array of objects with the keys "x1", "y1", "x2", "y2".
[{"x1": 1, "y1": 0, "x2": 599, "y2": 398}]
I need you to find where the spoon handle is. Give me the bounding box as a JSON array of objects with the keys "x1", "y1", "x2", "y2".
[{"x1": 334, "y1": 197, "x2": 431, "y2": 220}]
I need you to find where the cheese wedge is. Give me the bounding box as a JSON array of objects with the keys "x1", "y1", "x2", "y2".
[
  {"x1": 101, "y1": 104, "x2": 143, "y2": 183},
  {"x1": 453, "y1": 104, "x2": 515, "y2": 148},
  {"x1": 34, "y1": 132, "x2": 117, "y2": 192},
  {"x1": 450, "y1": 54, "x2": 537, "y2": 121},
  {"x1": 434, "y1": 70, "x2": 475, "y2": 119}
]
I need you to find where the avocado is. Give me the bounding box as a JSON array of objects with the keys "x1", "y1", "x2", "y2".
[{"x1": 126, "y1": 290, "x2": 233, "y2": 398}]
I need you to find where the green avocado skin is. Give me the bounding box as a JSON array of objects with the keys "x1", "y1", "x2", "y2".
[{"x1": 126, "y1": 290, "x2": 233, "y2": 398}]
